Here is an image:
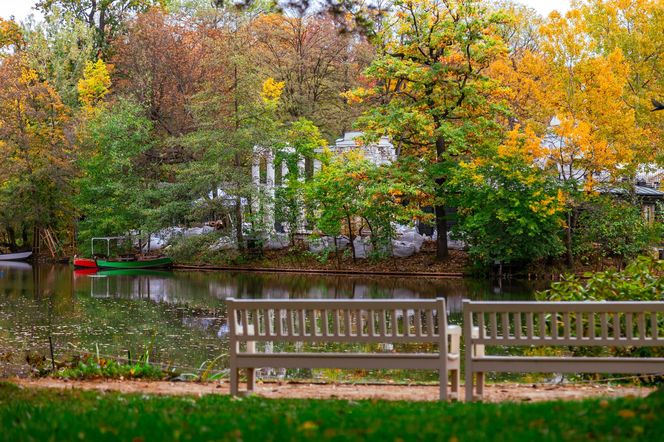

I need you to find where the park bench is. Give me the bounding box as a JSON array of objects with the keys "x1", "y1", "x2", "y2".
[
  {"x1": 463, "y1": 301, "x2": 664, "y2": 401},
  {"x1": 226, "y1": 297, "x2": 461, "y2": 400}
]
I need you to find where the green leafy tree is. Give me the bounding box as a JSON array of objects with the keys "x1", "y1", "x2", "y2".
[
  {"x1": 75, "y1": 98, "x2": 154, "y2": 252},
  {"x1": 344, "y1": 0, "x2": 509, "y2": 260},
  {"x1": 306, "y1": 150, "x2": 429, "y2": 260},
  {"x1": 449, "y1": 128, "x2": 566, "y2": 267},
  {"x1": 275, "y1": 118, "x2": 327, "y2": 243}
]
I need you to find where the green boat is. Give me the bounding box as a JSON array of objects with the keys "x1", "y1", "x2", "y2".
[
  {"x1": 89, "y1": 236, "x2": 173, "y2": 270},
  {"x1": 97, "y1": 269, "x2": 173, "y2": 277},
  {"x1": 96, "y1": 257, "x2": 173, "y2": 269}
]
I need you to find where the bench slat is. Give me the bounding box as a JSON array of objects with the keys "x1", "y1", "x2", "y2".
[
  {"x1": 490, "y1": 312, "x2": 498, "y2": 340},
  {"x1": 463, "y1": 301, "x2": 664, "y2": 313},
  {"x1": 235, "y1": 353, "x2": 456, "y2": 370},
  {"x1": 471, "y1": 357, "x2": 664, "y2": 374}
]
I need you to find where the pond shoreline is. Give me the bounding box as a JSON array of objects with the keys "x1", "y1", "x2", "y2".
[{"x1": 173, "y1": 264, "x2": 467, "y2": 278}]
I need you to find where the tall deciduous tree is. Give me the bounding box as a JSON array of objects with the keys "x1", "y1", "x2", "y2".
[
  {"x1": 449, "y1": 127, "x2": 565, "y2": 267},
  {"x1": 579, "y1": 0, "x2": 663, "y2": 162},
  {"x1": 36, "y1": 0, "x2": 164, "y2": 56},
  {"x1": 251, "y1": 13, "x2": 373, "y2": 139},
  {"x1": 0, "y1": 54, "x2": 75, "y2": 250},
  {"x1": 75, "y1": 98, "x2": 154, "y2": 246},
  {"x1": 345, "y1": 0, "x2": 508, "y2": 260},
  {"x1": 22, "y1": 9, "x2": 97, "y2": 108},
  {"x1": 111, "y1": 8, "x2": 206, "y2": 142}
]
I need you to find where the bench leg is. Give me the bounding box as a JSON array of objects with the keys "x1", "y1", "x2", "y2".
[
  {"x1": 465, "y1": 370, "x2": 474, "y2": 402},
  {"x1": 230, "y1": 367, "x2": 239, "y2": 396},
  {"x1": 247, "y1": 368, "x2": 256, "y2": 392},
  {"x1": 477, "y1": 372, "x2": 484, "y2": 398},
  {"x1": 451, "y1": 368, "x2": 460, "y2": 399},
  {"x1": 439, "y1": 368, "x2": 448, "y2": 401}
]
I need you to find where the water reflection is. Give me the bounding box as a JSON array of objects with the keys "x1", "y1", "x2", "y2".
[{"x1": 0, "y1": 264, "x2": 546, "y2": 376}]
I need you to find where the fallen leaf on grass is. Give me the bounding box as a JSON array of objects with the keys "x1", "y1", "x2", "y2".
[{"x1": 618, "y1": 409, "x2": 635, "y2": 419}]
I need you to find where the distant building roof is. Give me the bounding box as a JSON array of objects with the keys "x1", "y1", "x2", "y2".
[{"x1": 603, "y1": 185, "x2": 664, "y2": 198}]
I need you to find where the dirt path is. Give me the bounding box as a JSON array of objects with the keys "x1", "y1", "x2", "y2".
[{"x1": 7, "y1": 378, "x2": 654, "y2": 402}]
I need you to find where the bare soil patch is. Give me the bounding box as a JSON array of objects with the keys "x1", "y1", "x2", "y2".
[{"x1": 9, "y1": 378, "x2": 654, "y2": 403}]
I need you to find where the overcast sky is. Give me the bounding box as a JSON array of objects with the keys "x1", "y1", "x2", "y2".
[{"x1": 1, "y1": 0, "x2": 571, "y2": 22}]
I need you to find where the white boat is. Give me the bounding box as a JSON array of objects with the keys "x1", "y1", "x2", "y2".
[
  {"x1": 0, "y1": 261, "x2": 32, "y2": 271},
  {"x1": 0, "y1": 251, "x2": 33, "y2": 261}
]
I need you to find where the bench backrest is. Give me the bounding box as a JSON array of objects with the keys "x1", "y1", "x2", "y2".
[
  {"x1": 227, "y1": 298, "x2": 448, "y2": 345},
  {"x1": 463, "y1": 301, "x2": 664, "y2": 347}
]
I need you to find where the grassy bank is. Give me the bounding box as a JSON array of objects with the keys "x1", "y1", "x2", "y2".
[{"x1": 1, "y1": 382, "x2": 662, "y2": 441}]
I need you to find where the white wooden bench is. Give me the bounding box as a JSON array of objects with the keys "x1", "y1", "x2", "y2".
[
  {"x1": 463, "y1": 301, "x2": 664, "y2": 401},
  {"x1": 227, "y1": 298, "x2": 461, "y2": 400}
]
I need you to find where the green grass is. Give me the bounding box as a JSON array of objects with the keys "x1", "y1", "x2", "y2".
[{"x1": 0, "y1": 382, "x2": 661, "y2": 441}]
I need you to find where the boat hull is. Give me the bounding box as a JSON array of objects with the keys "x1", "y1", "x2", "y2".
[
  {"x1": 0, "y1": 251, "x2": 32, "y2": 261},
  {"x1": 73, "y1": 258, "x2": 98, "y2": 268},
  {"x1": 96, "y1": 257, "x2": 173, "y2": 269}
]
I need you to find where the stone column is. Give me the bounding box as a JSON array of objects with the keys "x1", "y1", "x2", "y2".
[
  {"x1": 297, "y1": 158, "x2": 306, "y2": 232},
  {"x1": 265, "y1": 153, "x2": 276, "y2": 232},
  {"x1": 251, "y1": 147, "x2": 261, "y2": 219}
]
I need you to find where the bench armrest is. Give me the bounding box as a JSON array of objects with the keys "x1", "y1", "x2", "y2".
[
  {"x1": 447, "y1": 325, "x2": 461, "y2": 335},
  {"x1": 447, "y1": 325, "x2": 461, "y2": 354}
]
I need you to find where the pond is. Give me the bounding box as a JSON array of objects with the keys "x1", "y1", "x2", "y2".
[{"x1": 0, "y1": 263, "x2": 548, "y2": 377}]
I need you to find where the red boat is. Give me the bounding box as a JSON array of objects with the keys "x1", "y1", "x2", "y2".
[
  {"x1": 73, "y1": 257, "x2": 98, "y2": 268},
  {"x1": 73, "y1": 268, "x2": 99, "y2": 277}
]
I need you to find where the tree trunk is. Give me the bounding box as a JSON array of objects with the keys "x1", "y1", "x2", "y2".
[
  {"x1": 346, "y1": 213, "x2": 356, "y2": 262},
  {"x1": 435, "y1": 205, "x2": 449, "y2": 260},
  {"x1": 7, "y1": 227, "x2": 16, "y2": 252},
  {"x1": 235, "y1": 196, "x2": 244, "y2": 251},
  {"x1": 434, "y1": 136, "x2": 449, "y2": 261},
  {"x1": 565, "y1": 210, "x2": 574, "y2": 267}
]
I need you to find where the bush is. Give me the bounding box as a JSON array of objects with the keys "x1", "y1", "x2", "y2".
[
  {"x1": 537, "y1": 255, "x2": 663, "y2": 302},
  {"x1": 574, "y1": 195, "x2": 662, "y2": 263}
]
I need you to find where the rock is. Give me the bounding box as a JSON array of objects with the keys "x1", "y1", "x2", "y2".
[
  {"x1": 264, "y1": 234, "x2": 290, "y2": 250},
  {"x1": 397, "y1": 231, "x2": 424, "y2": 252},
  {"x1": 209, "y1": 236, "x2": 236, "y2": 251},
  {"x1": 184, "y1": 226, "x2": 215, "y2": 237},
  {"x1": 353, "y1": 237, "x2": 372, "y2": 259},
  {"x1": 391, "y1": 240, "x2": 416, "y2": 258},
  {"x1": 308, "y1": 236, "x2": 350, "y2": 253}
]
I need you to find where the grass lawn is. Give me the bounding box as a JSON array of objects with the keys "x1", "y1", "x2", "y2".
[{"x1": 0, "y1": 382, "x2": 661, "y2": 441}]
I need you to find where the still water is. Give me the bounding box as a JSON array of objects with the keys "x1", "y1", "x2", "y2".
[{"x1": 0, "y1": 263, "x2": 547, "y2": 376}]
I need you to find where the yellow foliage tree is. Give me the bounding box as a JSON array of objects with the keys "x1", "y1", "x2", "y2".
[
  {"x1": 77, "y1": 59, "x2": 112, "y2": 113},
  {"x1": 540, "y1": 11, "x2": 646, "y2": 188}
]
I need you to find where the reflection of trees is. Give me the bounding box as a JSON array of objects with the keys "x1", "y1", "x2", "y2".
[{"x1": 1, "y1": 264, "x2": 547, "y2": 372}]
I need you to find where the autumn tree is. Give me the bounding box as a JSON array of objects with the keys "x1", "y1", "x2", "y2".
[
  {"x1": 111, "y1": 8, "x2": 206, "y2": 142},
  {"x1": 306, "y1": 150, "x2": 429, "y2": 260},
  {"x1": 36, "y1": 0, "x2": 164, "y2": 56},
  {"x1": 345, "y1": 0, "x2": 508, "y2": 260},
  {"x1": 177, "y1": 9, "x2": 283, "y2": 249},
  {"x1": 0, "y1": 17, "x2": 24, "y2": 55},
  {"x1": 0, "y1": 54, "x2": 75, "y2": 250},
  {"x1": 251, "y1": 13, "x2": 373, "y2": 139},
  {"x1": 579, "y1": 0, "x2": 663, "y2": 163},
  {"x1": 22, "y1": 8, "x2": 97, "y2": 108}
]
